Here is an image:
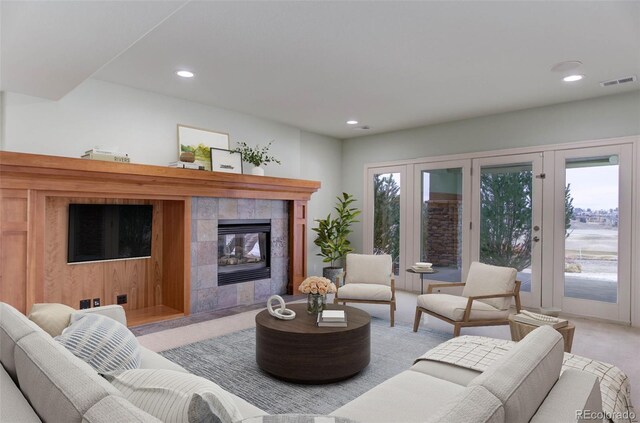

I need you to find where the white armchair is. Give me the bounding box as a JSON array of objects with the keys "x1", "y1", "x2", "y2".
[
  {"x1": 413, "y1": 261, "x2": 521, "y2": 337},
  {"x1": 334, "y1": 253, "x2": 396, "y2": 327}
]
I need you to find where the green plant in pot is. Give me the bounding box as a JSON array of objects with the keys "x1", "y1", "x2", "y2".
[
  {"x1": 312, "y1": 193, "x2": 361, "y2": 285},
  {"x1": 232, "y1": 140, "x2": 281, "y2": 176}
]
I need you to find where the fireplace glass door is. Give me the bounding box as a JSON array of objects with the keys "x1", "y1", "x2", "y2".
[{"x1": 218, "y1": 219, "x2": 271, "y2": 285}]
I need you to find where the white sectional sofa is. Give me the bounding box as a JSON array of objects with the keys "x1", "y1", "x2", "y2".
[
  {"x1": 1, "y1": 302, "x2": 603, "y2": 422},
  {"x1": 0, "y1": 302, "x2": 265, "y2": 422}
]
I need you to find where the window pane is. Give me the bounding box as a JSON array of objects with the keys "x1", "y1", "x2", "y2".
[
  {"x1": 421, "y1": 168, "x2": 463, "y2": 282},
  {"x1": 479, "y1": 163, "x2": 533, "y2": 292},
  {"x1": 373, "y1": 172, "x2": 401, "y2": 276},
  {"x1": 564, "y1": 157, "x2": 618, "y2": 303}
]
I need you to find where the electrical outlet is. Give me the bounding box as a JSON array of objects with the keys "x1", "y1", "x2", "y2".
[
  {"x1": 79, "y1": 299, "x2": 91, "y2": 309},
  {"x1": 93, "y1": 298, "x2": 101, "y2": 308},
  {"x1": 116, "y1": 294, "x2": 127, "y2": 305}
]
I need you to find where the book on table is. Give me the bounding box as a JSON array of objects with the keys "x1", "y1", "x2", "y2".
[
  {"x1": 317, "y1": 310, "x2": 347, "y2": 327},
  {"x1": 321, "y1": 310, "x2": 346, "y2": 322}
]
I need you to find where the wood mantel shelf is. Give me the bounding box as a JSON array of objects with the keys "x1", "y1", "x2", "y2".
[
  {"x1": 0, "y1": 151, "x2": 320, "y2": 200},
  {"x1": 0, "y1": 151, "x2": 320, "y2": 323}
]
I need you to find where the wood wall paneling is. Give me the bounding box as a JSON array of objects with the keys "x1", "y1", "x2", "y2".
[
  {"x1": 43, "y1": 197, "x2": 164, "y2": 312},
  {"x1": 0, "y1": 152, "x2": 319, "y2": 323},
  {"x1": 289, "y1": 200, "x2": 308, "y2": 294},
  {"x1": 0, "y1": 189, "x2": 29, "y2": 312}
]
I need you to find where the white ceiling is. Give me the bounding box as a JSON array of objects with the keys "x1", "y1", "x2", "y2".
[{"x1": 2, "y1": 1, "x2": 639, "y2": 139}]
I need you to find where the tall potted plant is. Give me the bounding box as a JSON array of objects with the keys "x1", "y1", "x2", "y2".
[
  {"x1": 232, "y1": 140, "x2": 281, "y2": 175},
  {"x1": 312, "y1": 193, "x2": 361, "y2": 284}
]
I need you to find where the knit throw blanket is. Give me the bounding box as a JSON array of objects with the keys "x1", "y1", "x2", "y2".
[{"x1": 415, "y1": 336, "x2": 636, "y2": 423}]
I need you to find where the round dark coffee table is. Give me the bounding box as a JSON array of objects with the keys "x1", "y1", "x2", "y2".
[{"x1": 255, "y1": 303, "x2": 371, "y2": 384}]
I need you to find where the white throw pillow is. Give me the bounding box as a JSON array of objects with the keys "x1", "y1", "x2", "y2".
[
  {"x1": 104, "y1": 368, "x2": 242, "y2": 423},
  {"x1": 55, "y1": 313, "x2": 141, "y2": 373},
  {"x1": 28, "y1": 303, "x2": 75, "y2": 337}
]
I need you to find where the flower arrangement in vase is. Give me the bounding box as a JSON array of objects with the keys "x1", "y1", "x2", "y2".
[
  {"x1": 298, "y1": 276, "x2": 337, "y2": 314},
  {"x1": 232, "y1": 140, "x2": 281, "y2": 175}
]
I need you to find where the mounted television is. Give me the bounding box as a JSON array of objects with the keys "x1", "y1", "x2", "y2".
[{"x1": 68, "y1": 204, "x2": 153, "y2": 264}]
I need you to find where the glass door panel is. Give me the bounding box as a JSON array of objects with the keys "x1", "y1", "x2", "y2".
[
  {"x1": 472, "y1": 154, "x2": 543, "y2": 309},
  {"x1": 373, "y1": 172, "x2": 402, "y2": 276},
  {"x1": 554, "y1": 145, "x2": 632, "y2": 322},
  {"x1": 420, "y1": 167, "x2": 464, "y2": 282},
  {"x1": 479, "y1": 163, "x2": 534, "y2": 292},
  {"x1": 564, "y1": 157, "x2": 619, "y2": 303}
]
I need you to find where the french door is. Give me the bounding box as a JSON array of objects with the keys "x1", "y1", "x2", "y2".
[
  {"x1": 365, "y1": 165, "x2": 409, "y2": 288},
  {"x1": 364, "y1": 142, "x2": 633, "y2": 322},
  {"x1": 471, "y1": 153, "x2": 544, "y2": 309},
  {"x1": 409, "y1": 160, "x2": 471, "y2": 291},
  {"x1": 552, "y1": 145, "x2": 632, "y2": 322}
]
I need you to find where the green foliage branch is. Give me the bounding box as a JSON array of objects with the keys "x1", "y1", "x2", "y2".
[
  {"x1": 373, "y1": 174, "x2": 400, "y2": 267},
  {"x1": 480, "y1": 171, "x2": 574, "y2": 271},
  {"x1": 312, "y1": 193, "x2": 361, "y2": 268},
  {"x1": 232, "y1": 141, "x2": 282, "y2": 167}
]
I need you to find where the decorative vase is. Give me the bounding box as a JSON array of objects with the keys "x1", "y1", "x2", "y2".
[
  {"x1": 252, "y1": 166, "x2": 265, "y2": 176},
  {"x1": 323, "y1": 267, "x2": 343, "y2": 286},
  {"x1": 307, "y1": 293, "x2": 326, "y2": 314}
]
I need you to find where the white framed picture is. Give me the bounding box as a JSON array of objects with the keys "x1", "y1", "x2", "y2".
[
  {"x1": 178, "y1": 124, "x2": 230, "y2": 171},
  {"x1": 210, "y1": 148, "x2": 243, "y2": 174}
]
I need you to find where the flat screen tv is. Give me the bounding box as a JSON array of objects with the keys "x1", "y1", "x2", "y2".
[{"x1": 68, "y1": 204, "x2": 153, "y2": 264}]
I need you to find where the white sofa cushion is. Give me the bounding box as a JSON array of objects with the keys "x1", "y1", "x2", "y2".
[
  {"x1": 0, "y1": 302, "x2": 41, "y2": 382},
  {"x1": 330, "y1": 370, "x2": 464, "y2": 422},
  {"x1": 0, "y1": 364, "x2": 41, "y2": 423},
  {"x1": 424, "y1": 385, "x2": 505, "y2": 423},
  {"x1": 344, "y1": 254, "x2": 392, "y2": 285},
  {"x1": 410, "y1": 360, "x2": 481, "y2": 386},
  {"x1": 337, "y1": 283, "x2": 393, "y2": 301},
  {"x1": 462, "y1": 262, "x2": 517, "y2": 310},
  {"x1": 469, "y1": 326, "x2": 564, "y2": 423},
  {"x1": 139, "y1": 346, "x2": 188, "y2": 372},
  {"x1": 82, "y1": 395, "x2": 162, "y2": 423},
  {"x1": 56, "y1": 313, "x2": 141, "y2": 373},
  {"x1": 417, "y1": 293, "x2": 510, "y2": 321},
  {"x1": 15, "y1": 331, "x2": 121, "y2": 423},
  {"x1": 530, "y1": 369, "x2": 602, "y2": 422},
  {"x1": 105, "y1": 368, "x2": 242, "y2": 423},
  {"x1": 28, "y1": 302, "x2": 75, "y2": 337}
]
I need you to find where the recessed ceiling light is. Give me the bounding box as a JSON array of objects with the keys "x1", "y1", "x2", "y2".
[
  {"x1": 563, "y1": 74, "x2": 584, "y2": 82},
  {"x1": 176, "y1": 70, "x2": 195, "y2": 78},
  {"x1": 346, "y1": 120, "x2": 358, "y2": 125},
  {"x1": 551, "y1": 61, "x2": 582, "y2": 73}
]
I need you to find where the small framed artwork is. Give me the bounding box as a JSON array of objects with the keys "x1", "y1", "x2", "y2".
[
  {"x1": 178, "y1": 124, "x2": 230, "y2": 171},
  {"x1": 210, "y1": 148, "x2": 243, "y2": 174}
]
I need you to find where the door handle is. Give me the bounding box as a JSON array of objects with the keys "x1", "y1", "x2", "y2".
[{"x1": 533, "y1": 236, "x2": 540, "y2": 242}]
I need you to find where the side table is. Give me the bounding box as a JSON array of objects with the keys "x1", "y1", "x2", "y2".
[
  {"x1": 406, "y1": 268, "x2": 439, "y2": 294},
  {"x1": 508, "y1": 314, "x2": 575, "y2": 353}
]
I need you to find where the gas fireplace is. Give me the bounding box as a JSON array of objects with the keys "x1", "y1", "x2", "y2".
[{"x1": 217, "y1": 219, "x2": 271, "y2": 286}]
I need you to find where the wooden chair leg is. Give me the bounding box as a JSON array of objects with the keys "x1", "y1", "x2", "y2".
[
  {"x1": 390, "y1": 302, "x2": 395, "y2": 327},
  {"x1": 333, "y1": 297, "x2": 339, "y2": 304},
  {"x1": 453, "y1": 324, "x2": 461, "y2": 337},
  {"x1": 413, "y1": 308, "x2": 422, "y2": 332}
]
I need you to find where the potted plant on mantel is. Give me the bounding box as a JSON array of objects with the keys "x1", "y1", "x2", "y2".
[
  {"x1": 312, "y1": 193, "x2": 361, "y2": 285},
  {"x1": 232, "y1": 140, "x2": 281, "y2": 176}
]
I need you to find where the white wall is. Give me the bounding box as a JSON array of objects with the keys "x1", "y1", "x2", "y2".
[
  {"x1": 2, "y1": 78, "x2": 343, "y2": 275},
  {"x1": 299, "y1": 131, "x2": 343, "y2": 275},
  {"x1": 342, "y1": 91, "x2": 640, "y2": 253}
]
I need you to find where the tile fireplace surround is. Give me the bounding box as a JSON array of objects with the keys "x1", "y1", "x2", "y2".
[{"x1": 190, "y1": 197, "x2": 289, "y2": 314}]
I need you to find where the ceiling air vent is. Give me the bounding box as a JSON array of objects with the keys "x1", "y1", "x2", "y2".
[{"x1": 600, "y1": 75, "x2": 637, "y2": 87}]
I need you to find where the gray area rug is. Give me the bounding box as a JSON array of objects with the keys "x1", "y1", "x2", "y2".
[{"x1": 160, "y1": 319, "x2": 450, "y2": 415}]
